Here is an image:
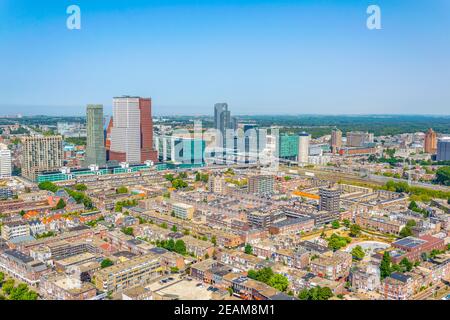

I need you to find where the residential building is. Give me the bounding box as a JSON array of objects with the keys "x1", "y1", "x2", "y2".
[
  {"x1": 1, "y1": 220, "x2": 31, "y2": 241},
  {"x1": 319, "y1": 187, "x2": 340, "y2": 213},
  {"x1": 0, "y1": 250, "x2": 50, "y2": 285},
  {"x1": 94, "y1": 253, "x2": 161, "y2": 293},
  {"x1": 382, "y1": 272, "x2": 414, "y2": 300},
  {"x1": 248, "y1": 175, "x2": 274, "y2": 195},
  {"x1": 390, "y1": 235, "x2": 446, "y2": 263},
  {"x1": 22, "y1": 136, "x2": 63, "y2": 181},
  {"x1": 172, "y1": 202, "x2": 195, "y2": 220},
  {"x1": 310, "y1": 251, "x2": 352, "y2": 281},
  {"x1": 0, "y1": 143, "x2": 12, "y2": 178},
  {"x1": 40, "y1": 272, "x2": 97, "y2": 300},
  {"x1": 331, "y1": 128, "x2": 342, "y2": 154}
]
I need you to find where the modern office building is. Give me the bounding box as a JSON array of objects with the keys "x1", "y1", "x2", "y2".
[
  {"x1": 331, "y1": 129, "x2": 342, "y2": 154},
  {"x1": 214, "y1": 103, "x2": 237, "y2": 149},
  {"x1": 248, "y1": 175, "x2": 275, "y2": 195},
  {"x1": 0, "y1": 143, "x2": 12, "y2": 178},
  {"x1": 346, "y1": 131, "x2": 374, "y2": 147},
  {"x1": 424, "y1": 128, "x2": 437, "y2": 154},
  {"x1": 298, "y1": 132, "x2": 310, "y2": 164},
  {"x1": 277, "y1": 134, "x2": 298, "y2": 161},
  {"x1": 84, "y1": 104, "x2": 106, "y2": 167},
  {"x1": 154, "y1": 135, "x2": 206, "y2": 164},
  {"x1": 319, "y1": 187, "x2": 340, "y2": 213},
  {"x1": 22, "y1": 136, "x2": 63, "y2": 181},
  {"x1": 110, "y1": 96, "x2": 158, "y2": 164},
  {"x1": 436, "y1": 137, "x2": 450, "y2": 161}
]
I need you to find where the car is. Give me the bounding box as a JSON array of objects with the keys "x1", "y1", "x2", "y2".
[
  {"x1": 168, "y1": 277, "x2": 174, "y2": 281},
  {"x1": 196, "y1": 283, "x2": 203, "y2": 287}
]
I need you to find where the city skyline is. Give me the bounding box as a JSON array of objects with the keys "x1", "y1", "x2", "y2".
[{"x1": 1, "y1": 0, "x2": 450, "y2": 116}]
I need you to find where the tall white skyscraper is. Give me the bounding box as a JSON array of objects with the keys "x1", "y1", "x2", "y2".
[
  {"x1": 110, "y1": 97, "x2": 142, "y2": 164},
  {"x1": 0, "y1": 143, "x2": 12, "y2": 178},
  {"x1": 298, "y1": 132, "x2": 310, "y2": 164}
]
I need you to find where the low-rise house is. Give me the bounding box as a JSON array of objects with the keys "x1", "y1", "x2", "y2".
[{"x1": 310, "y1": 251, "x2": 352, "y2": 281}]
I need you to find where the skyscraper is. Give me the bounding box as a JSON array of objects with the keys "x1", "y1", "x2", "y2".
[
  {"x1": 110, "y1": 96, "x2": 158, "y2": 164},
  {"x1": 22, "y1": 136, "x2": 63, "y2": 181},
  {"x1": 85, "y1": 105, "x2": 106, "y2": 167},
  {"x1": 298, "y1": 132, "x2": 310, "y2": 164},
  {"x1": 331, "y1": 128, "x2": 342, "y2": 154},
  {"x1": 0, "y1": 143, "x2": 12, "y2": 179},
  {"x1": 214, "y1": 103, "x2": 237, "y2": 148},
  {"x1": 424, "y1": 128, "x2": 437, "y2": 154},
  {"x1": 436, "y1": 137, "x2": 450, "y2": 161}
]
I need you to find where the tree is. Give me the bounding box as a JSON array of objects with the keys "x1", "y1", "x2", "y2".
[
  {"x1": 174, "y1": 240, "x2": 187, "y2": 255},
  {"x1": 435, "y1": 166, "x2": 450, "y2": 186},
  {"x1": 399, "y1": 258, "x2": 413, "y2": 272},
  {"x1": 331, "y1": 220, "x2": 340, "y2": 229},
  {"x1": 284, "y1": 176, "x2": 292, "y2": 181},
  {"x1": 74, "y1": 184, "x2": 87, "y2": 191},
  {"x1": 399, "y1": 226, "x2": 413, "y2": 238},
  {"x1": 1, "y1": 279, "x2": 15, "y2": 295},
  {"x1": 38, "y1": 181, "x2": 58, "y2": 192},
  {"x1": 116, "y1": 186, "x2": 128, "y2": 194},
  {"x1": 172, "y1": 179, "x2": 188, "y2": 190},
  {"x1": 244, "y1": 244, "x2": 253, "y2": 255},
  {"x1": 19, "y1": 210, "x2": 26, "y2": 216},
  {"x1": 55, "y1": 198, "x2": 66, "y2": 210},
  {"x1": 267, "y1": 274, "x2": 289, "y2": 292},
  {"x1": 349, "y1": 224, "x2": 361, "y2": 237},
  {"x1": 327, "y1": 233, "x2": 351, "y2": 251},
  {"x1": 380, "y1": 251, "x2": 392, "y2": 279},
  {"x1": 211, "y1": 236, "x2": 217, "y2": 246},
  {"x1": 0, "y1": 272, "x2": 4, "y2": 284},
  {"x1": 351, "y1": 245, "x2": 365, "y2": 260},
  {"x1": 101, "y1": 259, "x2": 114, "y2": 269},
  {"x1": 342, "y1": 219, "x2": 351, "y2": 228},
  {"x1": 121, "y1": 227, "x2": 134, "y2": 236}
]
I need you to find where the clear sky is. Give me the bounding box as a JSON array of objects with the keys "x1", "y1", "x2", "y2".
[{"x1": 0, "y1": 0, "x2": 449, "y2": 116}]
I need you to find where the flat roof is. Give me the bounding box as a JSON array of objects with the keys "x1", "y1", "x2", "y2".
[{"x1": 393, "y1": 237, "x2": 426, "y2": 248}]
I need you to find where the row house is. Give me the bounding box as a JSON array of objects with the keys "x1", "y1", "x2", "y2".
[{"x1": 310, "y1": 251, "x2": 352, "y2": 281}]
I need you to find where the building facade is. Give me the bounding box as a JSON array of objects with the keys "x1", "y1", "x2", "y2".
[
  {"x1": 85, "y1": 104, "x2": 106, "y2": 167},
  {"x1": 436, "y1": 137, "x2": 450, "y2": 161},
  {"x1": 110, "y1": 96, "x2": 157, "y2": 164},
  {"x1": 424, "y1": 128, "x2": 437, "y2": 154},
  {"x1": 22, "y1": 136, "x2": 63, "y2": 181}
]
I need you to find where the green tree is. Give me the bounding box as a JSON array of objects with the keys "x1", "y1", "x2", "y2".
[
  {"x1": 349, "y1": 224, "x2": 361, "y2": 237},
  {"x1": 116, "y1": 186, "x2": 128, "y2": 194},
  {"x1": 380, "y1": 251, "x2": 392, "y2": 279},
  {"x1": 74, "y1": 184, "x2": 87, "y2": 191},
  {"x1": 2, "y1": 279, "x2": 15, "y2": 295},
  {"x1": 55, "y1": 198, "x2": 66, "y2": 210},
  {"x1": 435, "y1": 166, "x2": 450, "y2": 186},
  {"x1": 342, "y1": 219, "x2": 351, "y2": 228},
  {"x1": 244, "y1": 244, "x2": 253, "y2": 255},
  {"x1": 211, "y1": 236, "x2": 217, "y2": 246},
  {"x1": 351, "y1": 245, "x2": 365, "y2": 260},
  {"x1": 121, "y1": 227, "x2": 134, "y2": 236},
  {"x1": 399, "y1": 258, "x2": 413, "y2": 272},
  {"x1": 331, "y1": 220, "x2": 340, "y2": 229},
  {"x1": 101, "y1": 259, "x2": 114, "y2": 269},
  {"x1": 399, "y1": 226, "x2": 413, "y2": 238},
  {"x1": 174, "y1": 240, "x2": 187, "y2": 255},
  {"x1": 38, "y1": 181, "x2": 58, "y2": 192},
  {"x1": 267, "y1": 274, "x2": 289, "y2": 292},
  {"x1": 171, "y1": 225, "x2": 178, "y2": 232}
]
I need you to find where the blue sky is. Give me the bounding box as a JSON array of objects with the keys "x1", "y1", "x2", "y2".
[{"x1": 0, "y1": 0, "x2": 449, "y2": 116}]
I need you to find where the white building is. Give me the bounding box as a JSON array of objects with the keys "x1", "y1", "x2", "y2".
[
  {"x1": 110, "y1": 96, "x2": 142, "y2": 163},
  {"x1": 0, "y1": 143, "x2": 12, "y2": 178},
  {"x1": 298, "y1": 133, "x2": 311, "y2": 165}
]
